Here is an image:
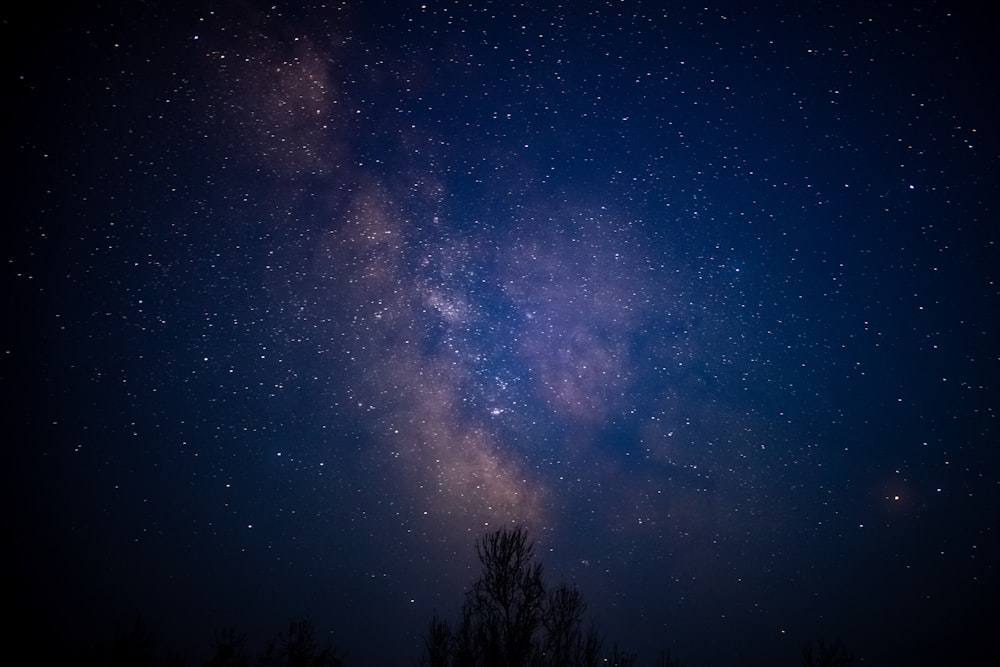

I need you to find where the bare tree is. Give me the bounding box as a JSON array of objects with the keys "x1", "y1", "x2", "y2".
[
  {"x1": 420, "y1": 525, "x2": 644, "y2": 667},
  {"x1": 465, "y1": 525, "x2": 546, "y2": 666},
  {"x1": 540, "y1": 583, "x2": 586, "y2": 667},
  {"x1": 422, "y1": 612, "x2": 454, "y2": 667}
]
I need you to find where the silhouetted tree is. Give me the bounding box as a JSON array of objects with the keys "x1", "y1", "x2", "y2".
[
  {"x1": 466, "y1": 526, "x2": 546, "y2": 666},
  {"x1": 540, "y1": 583, "x2": 586, "y2": 667},
  {"x1": 421, "y1": 525, "x2": 651, "y2": 667},
  {"x1": 424, "y1": 612, "x2": 454, "y2": 667},
  {"x1": 577, "y1": 627, "x2": 603, "y2": 667},
  {"x1": 801, "y1": 638, "x2": 854, "y2": 667}
]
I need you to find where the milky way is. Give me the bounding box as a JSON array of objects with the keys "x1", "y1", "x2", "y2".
[
  {"x1": 189, "y1": 18, "x2": 751, "y2": 542},
  {"x1": 11, "y1": 2, "x2": 997, "y2": 665}
]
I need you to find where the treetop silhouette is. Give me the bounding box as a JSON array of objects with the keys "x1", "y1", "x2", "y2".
[{"x1": 421, "y1": 525, "x2": 638, "y2": 667}]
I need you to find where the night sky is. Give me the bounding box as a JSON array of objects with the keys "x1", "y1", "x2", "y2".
[{"x1": 7, "y1": 1, "x2": 998, "y2": 665}]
